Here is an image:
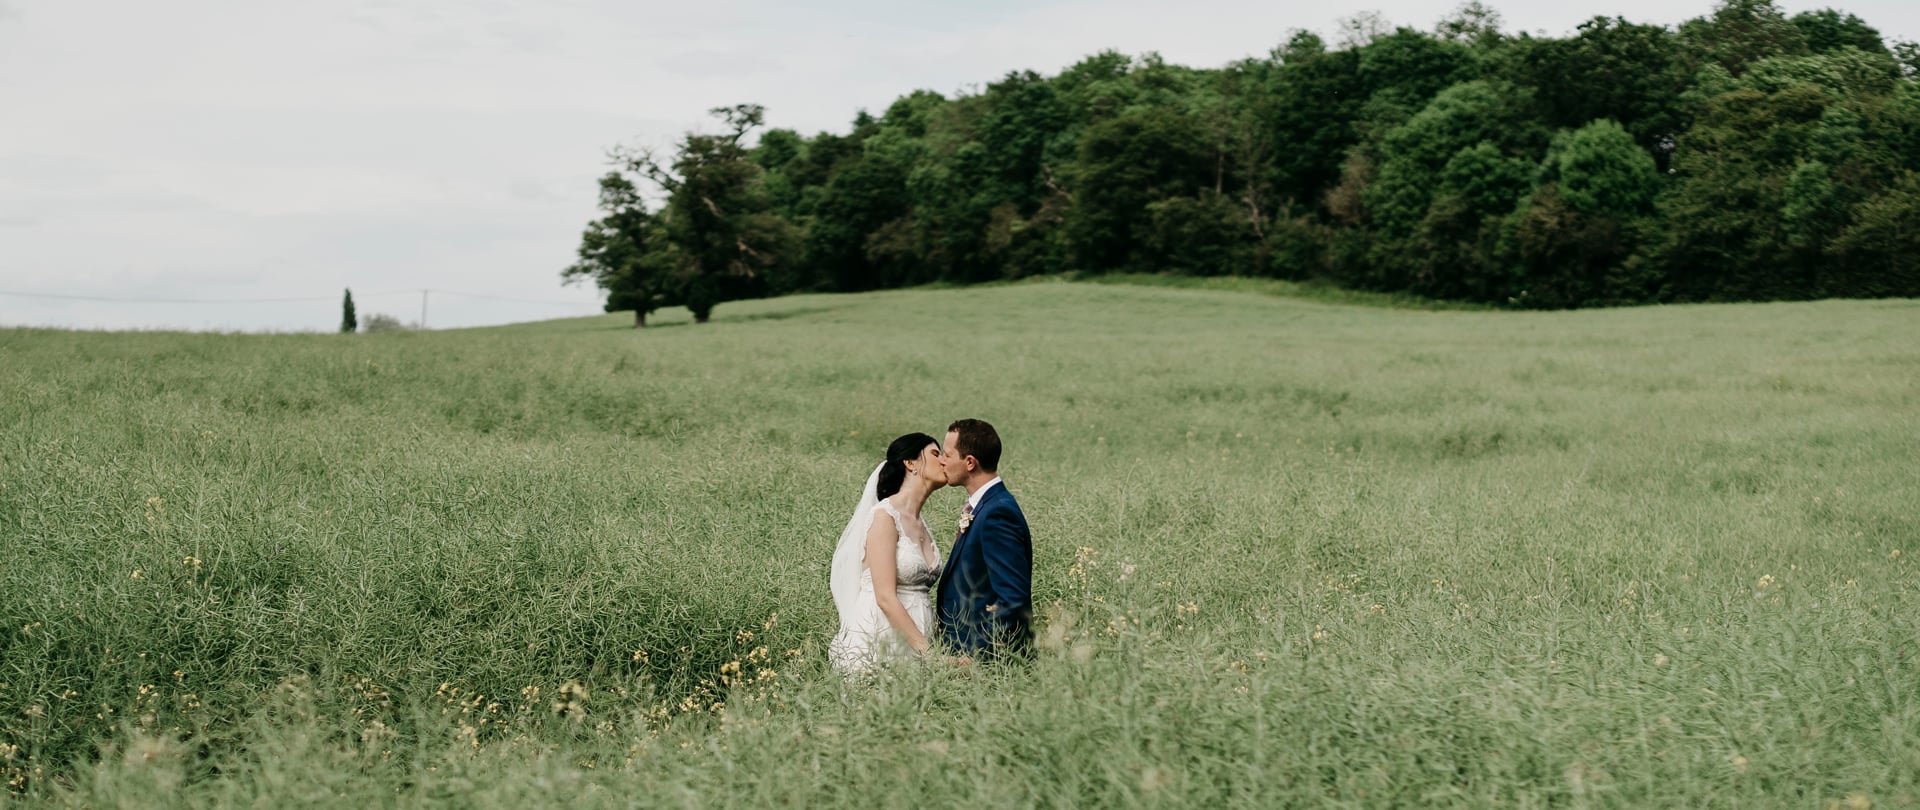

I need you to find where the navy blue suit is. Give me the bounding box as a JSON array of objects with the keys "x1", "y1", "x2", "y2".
[{"x1": 937, "y1": 482, "x2": 1033, "y2": 660}]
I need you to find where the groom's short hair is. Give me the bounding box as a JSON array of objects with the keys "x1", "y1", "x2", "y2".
[{"x1": 948, "y1": 418, "x2": 1001, "y2": 473}]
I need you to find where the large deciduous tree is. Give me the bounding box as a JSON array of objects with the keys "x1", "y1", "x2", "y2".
[
  {"x1": 563, "y1": 173, "x2": 676, "y2": 327},
  {"x1": 617, "y1": 104, "x2": 798, "y2": 323},
  {"x1": 1067, "y1": 104, "x2": 1213, "y2": 272},
  {"x1": 1500, "y1": 119, "x2": 1665, "y2": 307}
]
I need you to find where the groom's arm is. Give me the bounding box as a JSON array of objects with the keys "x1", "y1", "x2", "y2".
[{"x1": 975, "y1": 511, "x2": 1032, "y2": 628}]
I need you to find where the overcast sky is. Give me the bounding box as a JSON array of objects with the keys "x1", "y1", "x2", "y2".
[{"x1": 3, "y1": 0, "x2": 1914, "y2": 332}]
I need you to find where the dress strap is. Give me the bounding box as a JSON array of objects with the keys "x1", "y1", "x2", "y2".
[{"x1": 875, "y1": 499, "x2": 917, "y2": 538}]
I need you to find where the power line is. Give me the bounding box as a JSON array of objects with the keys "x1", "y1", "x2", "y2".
[
  {"x1": 423, "y1": 289, "x2": 603, "y2": 307},
  {"x1": 0, "y1": 289, "x2": 342, "y2": 304},
  {"x1": 0, "y1": 287, "x2": 600, "y2": 307}
]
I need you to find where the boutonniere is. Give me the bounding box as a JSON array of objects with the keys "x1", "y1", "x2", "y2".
[{"x1": 957, "y1": 511, "x2": 974, "y2": 533}]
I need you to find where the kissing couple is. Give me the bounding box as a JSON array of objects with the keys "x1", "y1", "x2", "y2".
[{"x1": 828, "y1": 419, "x2": 1033, "y2": 674}]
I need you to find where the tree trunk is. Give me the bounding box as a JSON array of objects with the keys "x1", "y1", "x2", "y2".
[{"x1": 633, "y1": 309, "x2": 647, "y2": 328}]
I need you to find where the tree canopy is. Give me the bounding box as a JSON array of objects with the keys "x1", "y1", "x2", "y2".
[{"x1": 568, "y1": 0, "x2": 1920, "y2": 316}]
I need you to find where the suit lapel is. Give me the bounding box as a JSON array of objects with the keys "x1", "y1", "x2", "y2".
[
  {"x1": 941, "y1": 502, "x2": 970, "y2": 583},
  {"x1": 943, "y1": 484, "x2": 998, "y2": 583},
  {"x1": 974, "y1": 484, "x2": 1003, "y2": 523}
]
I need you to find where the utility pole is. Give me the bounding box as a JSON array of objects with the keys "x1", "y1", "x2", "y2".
[{"x1": 419, "y1": 289, "x2": 429, "y2": 329}]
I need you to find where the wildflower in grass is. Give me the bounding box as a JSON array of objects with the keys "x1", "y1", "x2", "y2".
[
  {"x1": 1756, "y1": 574, "x2": 1775, "y2": 589},
  {"x1": 1731, "y1": 753, "x2": 1750, "y2": 773},
  {"x1": 130, "y1": 569, "x2": 142, "y2": 580},
  {"x1": 359, "y1": 720, "x2": 392, "y2": 745},
  {"x1": 1653, "y1": 653, "x2": 1670, "y2": 667},
  {"x1": 551, "y1": 680, "x2": 587, "y2": 720},
  {"x1": 1068, "y1": 547, "x2": 1096, "y2": 586},
  {"x1": 735, "y1": 629, "x2": 753, "y2": 644},
  {"x1": 182, "y1": 556, "x2": 202, "y2": 571},
  {"x1": 1311, "y1": 626, "x2": 1329, "y2": 642}
]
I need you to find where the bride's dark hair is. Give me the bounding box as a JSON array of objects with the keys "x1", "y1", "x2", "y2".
[{"x1": 876, "y1": 432, "x2": 939, "y2": 501}]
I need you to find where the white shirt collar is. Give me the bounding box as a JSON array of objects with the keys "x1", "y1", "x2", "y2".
[{"x1": 965, "y1": 476, "x2": 1002, "y2": 510}]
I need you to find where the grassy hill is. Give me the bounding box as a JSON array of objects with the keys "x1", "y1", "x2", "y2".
[{"x1": 3, "y1": 281, "x2": 1917, "y2": 806}]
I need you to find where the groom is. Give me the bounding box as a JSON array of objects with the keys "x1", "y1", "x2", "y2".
[{"x1": 936, "y1": 418, "x2": 1033, "y2": 662}]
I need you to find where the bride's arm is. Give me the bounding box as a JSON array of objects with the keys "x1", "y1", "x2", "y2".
[{"x1": 865, "y1": 513, "x2": 932, "y2": 654}]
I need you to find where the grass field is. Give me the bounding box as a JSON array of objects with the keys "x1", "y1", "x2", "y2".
[{"x1": 2, "y1": 280, "x2": 1917, "y2": 807}]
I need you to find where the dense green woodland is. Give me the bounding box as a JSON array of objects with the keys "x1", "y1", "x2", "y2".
[{"x1": 565, "y1": 0, "x2": 1920, "y2": 322}]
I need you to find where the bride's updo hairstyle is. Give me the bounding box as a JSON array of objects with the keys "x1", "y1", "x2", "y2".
[{"x1": 875, "y1": 432, "x2": 939, "y2": 500}]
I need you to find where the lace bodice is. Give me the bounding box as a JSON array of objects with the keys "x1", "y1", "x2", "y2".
[{"x1": 865, "y1": 499, "x2": 941, "y2": 593}]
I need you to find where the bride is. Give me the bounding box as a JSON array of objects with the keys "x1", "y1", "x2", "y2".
[{"x1": 829, "y1": 432, "x2": 950, "y2": 673}]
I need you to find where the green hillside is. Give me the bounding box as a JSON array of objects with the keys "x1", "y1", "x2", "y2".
[{"x1": 2, "y1": 282, "x2": 1916, "y2": 806}]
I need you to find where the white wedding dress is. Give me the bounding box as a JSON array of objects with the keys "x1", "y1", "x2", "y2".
[{"x1": 829, "y1": 475, "x2": 942, "y2": 674}]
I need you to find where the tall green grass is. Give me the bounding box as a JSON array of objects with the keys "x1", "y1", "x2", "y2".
[{"x1": 2, "y1": 281, "x2": 1917, "y2": 807}]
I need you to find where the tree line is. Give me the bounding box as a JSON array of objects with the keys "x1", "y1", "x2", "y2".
[{"x1": 563, "y1": 0, "x2": 1920, "y2": 324}]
